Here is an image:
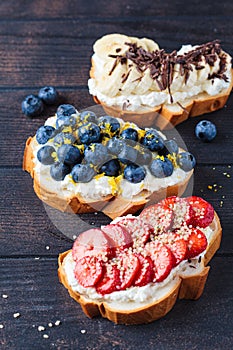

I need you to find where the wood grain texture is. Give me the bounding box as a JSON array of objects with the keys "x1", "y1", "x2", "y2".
[{"x1": 1, "y1": 0, "x2": 233, "y2": 348}]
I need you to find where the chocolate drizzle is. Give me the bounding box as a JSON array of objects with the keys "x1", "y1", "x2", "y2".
[{"x1": 108, "y1": 39, "x2": 229, "y2": 101}]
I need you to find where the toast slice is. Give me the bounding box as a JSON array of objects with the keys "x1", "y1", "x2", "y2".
[
  {"x1": 58, "y1": 211, "x2": 222, "y2": 325},
  {"x1": 89, "y1": 34, "x2": 233, "y2": 129},
  {"x1": 23, "y1": 120, "x2": 194, "y2": 219}
]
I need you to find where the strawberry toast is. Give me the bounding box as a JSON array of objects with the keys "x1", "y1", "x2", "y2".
[
  {"x1": 58, "y1": 196, "x2": 222, "y2": 324},
  {"x1": 89, "y1": 34, "x2": 233, "y2": 129}
]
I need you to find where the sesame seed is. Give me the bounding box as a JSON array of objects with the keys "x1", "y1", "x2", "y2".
[
  {"x1": 43, "y1": 334, "x2": 49, "y2": 339},
  {"x1": 2, "y1": 294, "x2": 8, "y2": 299},
  {"x1": 13, "y1": 313, "x2": 21, "y2": 318},
  {"x1": 80, "y1": 329, "x2": 86, "y2": 334},
  {"x1": 54, "y1": 320, "x2": 61, "y2": 326},
  {"x1": 38, "y1": 326, "x2": 45, "y2": 332},
  {"x1": 0, "y1": 324, "x2": 4, "y2": 329},
  {"x1": 35, "y1": 257, "x2": 40, "y2": 260},
  {"x1": 45, "y1": 246, "x2": 50, "y2": 250}
]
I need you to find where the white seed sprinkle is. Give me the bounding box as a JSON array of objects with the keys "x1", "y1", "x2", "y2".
[
  {"x1": 38, "y1": 326, "x2": 45, "y2": 332},
  {"x1": 54, "y1": 320, "x2": 61, "y2": 326},
  {"x1": 2, "y1": 294, "x2": 8, "y2": 299},
  {"x1": 13, "y1": 313, "x2": 21, "y2": 318},
  {"x1": 35, "y1": 257, "x2": 40, "y2": 260},
  {"x1": 80, "y1": 329, "x2": 86, "y2": 334},
  {"x1": 48, "y1": 322, "x2": 53, "y2": 327},
  {"x1": 45, "y1": 246, "x2": 50, "y2": 250},
  {"x1": 0, "y1": 324, "x2": 4, "y2": 329},
  {"x1": 73, "y1": 235, "x2": 77, "y2": 240},
  {"x1": 43, "y1": 334, "x2": 49, "y2": 339}
]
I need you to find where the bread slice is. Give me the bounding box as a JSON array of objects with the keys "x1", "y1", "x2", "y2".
[
  {"x1": 58, "y1": 212, "x2": 222, "y2": 325},
  {"x1": 89, "y1": 34, "x2": 233, "y2": 129},
  {"x1": 23, "y1": 136, "x2": 193, "y2": 219}
]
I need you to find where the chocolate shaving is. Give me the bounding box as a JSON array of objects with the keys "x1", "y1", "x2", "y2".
[{"x1": 107, "y1": 39, "x2": 229, "y2": 101}]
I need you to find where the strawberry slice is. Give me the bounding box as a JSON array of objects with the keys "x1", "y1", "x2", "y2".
[
  {"x1": 162, "y1": 232, "x2": 188, "y2": 266},
  {"x1": 145, "y1": 241, "x2": 174, "y2": 282},
  {"x1": 133, "y1": 254, "x2": 154, "y2": 287},
  {"x1": 72, "y1": 228, "x2": 112, "y2": 261},
  {"x1": 74, "y1": 256, "x2": 103, "y2": 288},
  {"x1": 115, "y1": 217, "x2": 153, "y2": 247},
  {"x1": 101, "y1": 224, "x2": 132, "y2": 251},
  {"x1": 115, "y1": 253, "x2": 140, "y2": 290},
  {"x1": 186, "y1": 196, "x2": 215, "y2": 228},
  {"x1": 186, "y1": 228, "x2": 208, "y2": 259},
  {"x1": 160, "y1": 196, "x2": 194, "y2": 228},
  {"x1": 96, "y1": 263, "x2": 120, "y2": 295},
  {"x1": 160, "y1": 196, "x2": 178, "y2": 208},
  {"x1": 140, "y1": 203, "x2": 173, "y2": 233}
]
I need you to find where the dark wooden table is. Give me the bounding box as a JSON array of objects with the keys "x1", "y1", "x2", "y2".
[{"x1": 1, "y1": 1, "x2": 233, "y2": 349}]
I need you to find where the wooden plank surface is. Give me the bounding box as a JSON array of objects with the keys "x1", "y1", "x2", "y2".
[{"x1": 1, "y1": 0, "x2": 233, "y2": 349}]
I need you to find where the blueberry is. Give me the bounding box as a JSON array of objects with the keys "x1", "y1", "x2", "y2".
[
  {"x1": 106, "y1": 137, "x2": 124, "y2": 155},
  {"x1": 71, "y1": 164, "x2": 96, "y2": 183},
  {"x1": 124, "y1": 164, "x2": 146, "y2": 183},
  {"x1": 50, "y1": 162, "x2": 70, "y2": 181},
  {"x1": 159, "y1": 139, "x2": 179, "y2": 156},
  {"x1": 118, "y1": 144, "x2": 138, "y2": 164},
  {"x1": 120, "y1": 128, "x2": 138, "y2": 142},
  {"x1": 80, "y1": 110, "x2": 98, "y2": 124},
  {"x1": 177, "y1": 152, "x2": 196, "y2": 172},
  {"x1": 38, "y1": 86, "x2": 59, "y2": 105},
  {"x1": 195, "y1": 120, "x2": 217, "y2": 142},
  {"x1": 56, "y1": 104, "x2": 78, "y2": 129},
  {"x1": 84, "y1": 143, "x2": 110, "y2": 167},
  {"x1": 22, "y1": 94, "x2": 44, "y2": 117},
  {"x1": 77, "y1": 123, "x2": 101, "y2": 145},
  {"x1": 150, "y1": 157, "x2": 174, "y2": 178},
  {"x1": 141, "y1": 129, "x2": 164, "y2": 152},
  {"x1": 136, "y1": 146, "x2": 152, "y2": 165},
  {"x1": 53, "y1": 132, "x2": 76, "y2": 146},
  {"x1": 37, "y1": 145, "x2": 56, "y2": 165},
  {"x1": 98, "y1": 115, "x2": 120, "y2": 136},
  {"x1": 100, "y1": 159, "x2": 121, "y2": 177},
  {"x1": 57, "y1": 144, "x2": 82, "y2": 166},
  {"x1": 36, "y1": 125, "x2": 56, "y2": 144},
  {"x1": 57, "y1": 104, "x2": 76, "y2": 118}
]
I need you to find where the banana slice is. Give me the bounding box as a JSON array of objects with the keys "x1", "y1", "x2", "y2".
[
  {"x1": 134, "y1": 69, "x2": 153, "y2": 95},
  {"x1": 96, "y1": 60, "x2": 127, "y2": 97},
  {"x1": 140, "y1": 38, "x2": 160, "y2": 51},
  {"x1": 93, "y1": 33, "x2": 130, "y2": 60},
  {"x1": 120, "y1": 66, "x2": 142, "y2": 94},
  {"x1": 128, "y1": 36, "x2": 148, "y2": 51}
]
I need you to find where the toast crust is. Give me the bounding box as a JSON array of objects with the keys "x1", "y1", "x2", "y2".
[
  {"x1": 58, "y1": 212, "x2": 222, "y2": 325},
  {"x1": 92, "y1": 69, "x2": 233, "y2": 130},
  {"x1": 23, "y1": 136, "x2": 193, "y2": 219}
]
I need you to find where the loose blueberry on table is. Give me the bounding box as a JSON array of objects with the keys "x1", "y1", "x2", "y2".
[
  {"x1": 195, "y1": 120, "x2": 217, "y2": 142},
  {"x1": 35, "y1": 104, "x2": 196, "y2": 184},
  {"x1": 22, "y1": 94, "x2": 44, "y2": 117}
]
